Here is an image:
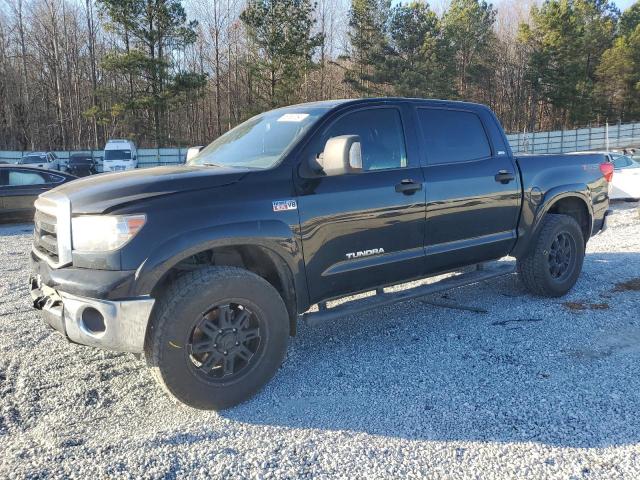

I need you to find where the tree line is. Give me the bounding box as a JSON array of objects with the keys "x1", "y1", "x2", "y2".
[{"x1": 0, "y1": 0, "x2": 638, "y2": 151}]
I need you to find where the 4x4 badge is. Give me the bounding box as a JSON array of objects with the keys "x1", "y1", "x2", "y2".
[{"x1": 272, "y1": 200, "x2": 297, "y2": 212}]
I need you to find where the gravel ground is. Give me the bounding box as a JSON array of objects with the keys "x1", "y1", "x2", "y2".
[{"x1": 1, "y1": 203, "x2": 639, "y2": 479}]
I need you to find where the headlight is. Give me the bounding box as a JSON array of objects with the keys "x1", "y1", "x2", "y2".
[{"x1": 72, "y1": 214, "x2": 146, "y2": 252}]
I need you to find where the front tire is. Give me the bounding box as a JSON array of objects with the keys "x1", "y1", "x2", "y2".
[
  {"x1": 145, "y1": 266, "x2": 289, "y2": 410},
  {"x1": 517, "y1": 214, "x2": 585, "y2": 297}
]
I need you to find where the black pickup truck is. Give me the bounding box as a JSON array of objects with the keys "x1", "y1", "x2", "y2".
[{"x1": 30, "y1": 98, "x2": 613, "y2": 409}]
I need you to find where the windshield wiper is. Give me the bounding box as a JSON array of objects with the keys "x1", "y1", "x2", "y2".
[{"x1": 202, "y1": 162, "x2": 224, "y2": 167}]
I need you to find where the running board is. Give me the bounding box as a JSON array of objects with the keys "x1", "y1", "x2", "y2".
[{"x1": 301, "y1": 262, "x2": 515, "y2": 327}]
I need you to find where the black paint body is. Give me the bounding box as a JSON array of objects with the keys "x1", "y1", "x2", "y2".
[{"x1": 30, "y1": 99, "x2": 610, "y2": 316}]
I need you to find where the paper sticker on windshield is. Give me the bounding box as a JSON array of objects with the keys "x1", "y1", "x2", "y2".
[
  {"x1": 277, "y1": 113, "x2": 309, "y2": 123},
  {"x1": 273, "y1": 200, "x2": 297, "y2": 212}
]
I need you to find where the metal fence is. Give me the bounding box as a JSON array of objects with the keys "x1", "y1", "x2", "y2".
[
  {"x1": 506, "y1": 121, "x2": 640, "y2": 155},
  {"x1": 0, "y1": 147, "x2": 190, "y2": 169},
  {"x1": 1, "y1": 121, "x2": 639, "y2": 166}
]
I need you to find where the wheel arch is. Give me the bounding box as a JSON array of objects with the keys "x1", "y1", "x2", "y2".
[
  {"x1": 133, "y1": 222, "x2": 308, "y2": 335},
  {"x1": 512, "y1": 186, "x2": 593, "y2": 258}
]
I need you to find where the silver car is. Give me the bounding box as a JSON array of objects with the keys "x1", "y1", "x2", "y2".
[{"x1": 19, "y1": 152, "x2": 63, "y2": 171}]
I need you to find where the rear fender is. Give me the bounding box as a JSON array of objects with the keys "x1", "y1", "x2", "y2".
[{"x1": 511, "y1": 184, "x2": 593, "y2": 258}]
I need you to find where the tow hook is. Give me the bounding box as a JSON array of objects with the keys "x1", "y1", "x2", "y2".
[{"x1": 33, "y1": 296, "x2": 48, "y2": 310}]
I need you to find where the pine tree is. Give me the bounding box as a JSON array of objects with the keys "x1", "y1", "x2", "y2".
[
  {"x1": 596, "y1": 4, "x2": 640, "y2": 121},
  {"x1": 519, "y1": 0, "x2": 618, "y2": 128},
  {"x1": 94, "y1": 0, "x2": 206, "y2": 146},
  {"x1": 343, "y1": 0, "x2": 391, "y2": 95},
  {"x1": 378, "y1": 2, "x2": 453, "y2": 98},
  {"x1": 442, "y1": 0, "x2": 497, "y2": 99},
  {"x1": 241, "y1": 0, "x2": 324, "y2": 109}
]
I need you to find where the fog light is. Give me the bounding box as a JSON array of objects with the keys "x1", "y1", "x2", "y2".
[{"x1": 81, "y1": 307, "x2": 106, "y2": 334}]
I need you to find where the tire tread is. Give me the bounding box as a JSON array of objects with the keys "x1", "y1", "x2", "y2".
[
  {"x1": 144, "y1": 266, "x2": 287, "y2": 409},
  {"x1": 517, "y1": 214, "x2": 584, "y2": 297}
]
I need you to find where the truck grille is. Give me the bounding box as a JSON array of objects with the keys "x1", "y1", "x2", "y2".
[
  {"x1": 33, "y1": 192, "x2": 72, "y2": 268},
  {"x1": 34, "y1": 210, "x2": 59, "y2": 262}
]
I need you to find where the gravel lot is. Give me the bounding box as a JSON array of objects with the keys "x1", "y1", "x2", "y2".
[{"x1": 1, "y1": 203, "x2": 639, "y2": 479}]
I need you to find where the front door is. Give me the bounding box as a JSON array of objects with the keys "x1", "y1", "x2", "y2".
[
  {"x1": 296, "y1": 105, "x2": 427, "y2": 304},
  {"x1": 415, "y1": 106, "x2": 522, "y2": 273}
]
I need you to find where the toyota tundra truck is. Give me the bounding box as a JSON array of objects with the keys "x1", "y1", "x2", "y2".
[{"x1": 29, "y1": 98, "x2": 613, "y2": 409}]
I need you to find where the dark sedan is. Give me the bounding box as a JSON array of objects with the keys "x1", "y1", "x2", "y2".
[
  {"x1": 67, "y1": 153, "x2": 98, "y2": 177},
  {"x1": 0, "y1": 165, "x2": 76, "y2": 223}
]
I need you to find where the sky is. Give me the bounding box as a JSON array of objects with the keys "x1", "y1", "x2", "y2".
[
  {"x1": 495, "y1": 0, "x2": 637, "y2": 11},
  {"x1": 429, "y1": 0, "x2": 637, "y2": 13},
  {"x1": 614, "y1": 0, "x2": 636, "y2": 10}
]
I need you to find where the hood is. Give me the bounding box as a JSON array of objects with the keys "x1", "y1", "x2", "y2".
[{"x1": 50, "y1": 165, "x2": 250, "y2": 214}]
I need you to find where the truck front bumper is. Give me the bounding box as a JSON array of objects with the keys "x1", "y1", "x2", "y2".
[{"x1": 30, "y1": 275, "x2": 155, "y2": 353}]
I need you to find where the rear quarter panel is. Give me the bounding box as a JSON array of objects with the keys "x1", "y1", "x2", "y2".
[{"x1": 512, "y1": 153, "x2": 609, "y2": 257}]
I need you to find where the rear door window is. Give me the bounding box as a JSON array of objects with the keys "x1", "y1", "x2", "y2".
[
  {"x1": 7, "y1": 170, "x2": 48, "y2": 186},
  {"x1": 417, "y1": 108, "x2": 492, "y2": 164}
]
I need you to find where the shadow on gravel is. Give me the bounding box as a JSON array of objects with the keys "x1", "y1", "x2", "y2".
[
  {"x1": 0, "y1": 223, "x2": 33, "y2": 237},
  {"x1": 222, "y1": 252, "x2": 640, "y2": 449}
]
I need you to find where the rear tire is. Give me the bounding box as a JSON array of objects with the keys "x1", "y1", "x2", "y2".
[
  {"x1": 517, "y1": 214, "x2": 585, "y2": 297},
  {"x1": 145, "y1": 266, "x2": 289, "y2": 410}
]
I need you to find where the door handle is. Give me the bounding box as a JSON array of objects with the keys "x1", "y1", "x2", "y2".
[
  {"x1": 395, "y1": 179, "x2": 423, "y2": 194},
  {"x1": 495, "y1": 170, "x2": 515, "y2": 184}
]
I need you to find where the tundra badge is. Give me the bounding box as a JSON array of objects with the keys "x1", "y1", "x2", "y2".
[{"x1": 346, "y1": 248, "x2": 385, "y2": 260}]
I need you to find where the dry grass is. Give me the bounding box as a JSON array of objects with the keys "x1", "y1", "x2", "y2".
[
  {"x1": 613, "y1": 278, "x2": 640, "y2": 292},
  {"x1": 563, "y1": 301, "x2": 610, "y2": 312}
]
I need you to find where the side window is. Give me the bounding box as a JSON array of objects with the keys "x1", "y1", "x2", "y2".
[
  {"x1": 8, "y1": 170, "x2": 47, "y2": 186},
  {"x1": 323, "y1": 108, "x2": 408, "y2": 171},
  {"x1": 47, "y1": 173, "x2": 65, "y2": 184},
  {"x1": 418, "y1": 108, "x2": 492, "y2": 164}
]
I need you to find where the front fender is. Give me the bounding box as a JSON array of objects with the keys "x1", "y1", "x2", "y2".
[
  {"x1": 131, "y1": 220, "x2": 307, "y2": 307},
  {"x1": 511, "y1": 184, "x2": 593, "y2": 258}
]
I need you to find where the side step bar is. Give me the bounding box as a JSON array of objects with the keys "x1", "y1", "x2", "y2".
[{"x1": 301, "y1": 262, "x2": 515, "y2": 327}]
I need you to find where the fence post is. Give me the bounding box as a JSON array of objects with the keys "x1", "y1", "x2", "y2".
[
  {"x1": 546, "y1": 131, "x2": 550, "y2": 154},
  {"x1": 617, "y1": 121, "x2": 621, "y2": 149}
]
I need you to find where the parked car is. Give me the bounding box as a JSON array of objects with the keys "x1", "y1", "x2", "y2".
[
  {"x1": 103, "y1": 139, "x2": 138, "y2": 172},
  {"x1": 610, "y1": 154, "x2": 640, "y2": 201},
  {"x1": 0, "y1": 165, "x2": 76, "y2": 223},
  {"x1": 29, "y1": 98, "x2": 611, "y2": 410},
  {"x1": 19, "y1": 152, "x2": 63, "y2": 171},
  {"x1": 66, "y1": 153, "x2": 97, "y2": 177}
]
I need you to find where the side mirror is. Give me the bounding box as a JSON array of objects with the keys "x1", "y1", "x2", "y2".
[{"x1": 316, "y1": 135, "x2": 363, "y2": 176}]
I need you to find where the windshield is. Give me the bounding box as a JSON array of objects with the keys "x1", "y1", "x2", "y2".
[
  {"x1": 189, "y1": 107, "x2": 327, "y2": 169},
  {"x1": 69, "y1": 155, "x2": 93, "y2": 164},
  {"x1": 21, "y1": 155, "x2": 46, "y2": 164},
  {"x1": 105, "y1": 149, "x2": 132, "y2": 161}
]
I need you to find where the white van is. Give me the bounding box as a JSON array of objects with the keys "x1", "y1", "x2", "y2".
[{"x1": 103, "y1": 139, "x2": 138, "y2": 172}]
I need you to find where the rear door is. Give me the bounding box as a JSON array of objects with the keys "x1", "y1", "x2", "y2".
[
  {"x1": 296, "y1": 104, "x2": 427, "y2": 303},
  {"x1": 415, "y1": 106, "x2": 521, "y2": 273}
]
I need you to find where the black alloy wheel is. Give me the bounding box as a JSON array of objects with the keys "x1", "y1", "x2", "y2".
[
  {"x1": 547, "y1": 232, "x2": 577, "y2": 281},
  {"x1": 187, "y1": 303, "x2": 262, "y2": 381}
]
